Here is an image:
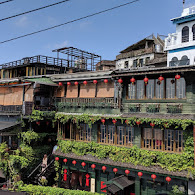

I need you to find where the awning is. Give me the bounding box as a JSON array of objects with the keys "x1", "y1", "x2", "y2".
[
  {"x1": 102, "y1": 175, "x2": 134, "y2": 194},
  {"x1": 0, "y1": 121, "x2": 21, "y2": 132},
  {"x1": 25, "y1": 77, "x2": 58, "y2": 86}
]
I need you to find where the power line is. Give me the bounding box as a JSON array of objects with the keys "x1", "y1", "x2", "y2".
[
  {"x1": 0, "y1": 0, "x2": 14, "y2": 5},
  {"x1": 0, "y1": 0, "x2": 139, "y2": 44},
  {"x1": 0, "y1": 0, "x2": 70, "y2": 22}
]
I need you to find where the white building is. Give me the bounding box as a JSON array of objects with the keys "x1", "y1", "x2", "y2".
[{"x1": 165, "y1": 6, "x2": 195, "y2": 67}]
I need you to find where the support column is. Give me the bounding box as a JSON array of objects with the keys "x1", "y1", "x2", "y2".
[
  {"x1": 90, "y1": 172, "x2": 96, "y2": 193},
  {"x1": 135, "y1": 177, "x2": 141, "y2": 195}
]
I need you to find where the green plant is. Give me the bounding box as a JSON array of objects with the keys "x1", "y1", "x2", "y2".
[{"x1": 170, "y1": 185, "x2": 185, "y2": 195}]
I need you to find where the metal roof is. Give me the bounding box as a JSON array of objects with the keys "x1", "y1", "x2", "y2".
[
  {"x1": 0, "y1": 121, "x2": 21, "y2": 132},
  {"x1": 24, "y1": 77, "x2": 58, "y2": 86}
]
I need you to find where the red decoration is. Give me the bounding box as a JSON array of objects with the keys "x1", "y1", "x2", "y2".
[
  {"x1": 91, "y1": 164, "x2": 96, "y2": 170},
  {"x1": 46, "y1": 121, "x2": 49, "y2": 126},
  {"x1": 83, "y1": 81, "x2": 88, "y2": 85},
  {"x1": 74, "y1": 81, "x2": 79, "y2": 85},
  {"x1": 55, "y1": 157, "x2": 59, "y2": 161},
  {"x1": 166, "y1": 176, "x2": 171, "y2": 184},
  {"x1": 102, "y1": 166, "x2": 106, "y2": 172},
  {"x1": 58, "y1": 82, "x2": 63, "y2": 86},
  {"x1": 112, "y1": 119, "x2": 117, "y2": 125},
  {"x1": 158, "y1": 76, "x2": 164, "y2": 83},
  {"x1": 125, "y1": 120, "x2": 129, "y2": 125},
  {"x1": 85, "y1": 174, "x2": 90, "y2": 187},
  {"x1": 81, "y1": 162, "x2": 86, "y2": 168},
  {"x1": 101, "y1": 181, "x2": 107, "y2": 193},
  {"x1": 138, "y1": 172, "x2": 143, "y2": 178},
  {"x1": 67, "y1": 82, "x2": 71, "y2": 86},
  {"x1": 93, "y1": 80, "x2": 98, "y2": 84},
  {"x1": 36, "y1": 121, "x2": 40, "y2": 126},
  {"x1": 130, "y1": 77, "x2": 136, "y2": 84},
  {"x1": 118, "y1": 79, "x2": 123, "y2": 84},
  {"x1": 63, "y1": 169, "x2": 67, "y2": 181},
  {"x1": 125, "y1": 169, "x2": 130, "y2": 176},
  {"x1": 104, "y1": 79, "x2": 108, "y2": 84},
  {"x1": 101, "y1": 119, "x2": 106, "y2": 124},
  {"x1": 151, "y1": 174, "x2": 157, "y2": 181},
  {"x1": 175, "y1": 74, "x2": 181, "y2": 80},
  {"x1": 144, "y1": 77, "x2": 149, "y2": 84},
  {"x1": 72, "y1": 160, "x2": 76, "y2": 166},
  {"x1": 150, "y1": 123, "x2": 155, "y2": 128},
  {"x1": 63, "y1": 158, "x2": 67, "y2": 164},
  {"x1": 113, "y1": 168, "x2": 118, "y2": 174},
  {"x1": 136, "y1": 121, "x2": 141, "y2": 126}
]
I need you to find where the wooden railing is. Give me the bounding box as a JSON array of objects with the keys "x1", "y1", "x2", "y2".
[
  {"x1": 0, "y1": 105, "x2": 22, "y2": 114},
  {"x1": 55, "y1": 97, "x2": 119, "y2": 109}
]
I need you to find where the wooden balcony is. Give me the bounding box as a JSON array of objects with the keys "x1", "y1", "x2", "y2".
[
  {"x1": 0, "y1": 105, "x2": 22, "y2": 115},
  {"x1": 55, "y1": 97, "x2": 119, "y2": 109}
]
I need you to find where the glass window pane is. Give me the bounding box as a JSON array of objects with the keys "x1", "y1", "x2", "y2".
[
  {"x1": 176, "y1": 78, "x2": 186, "y2": 99},
  {"x1": 126, "y1": 127, "x2": 134, "y2": 146},
  {"x1": 166, "y1": 78, "x2": 175, "y2": 99},
  {"x1": 136, "y1": 80, "x2": 144, "y2": 99},
  {"x1": 128, "y1": 83, "x2": 136, "y2": 99},
  {"x1": 146, "y1": 79, "x2": 154, "y2": 99},
  {"x1": 155, "y1": 80, "x2": 164, "y2": 99},
  {"x1": 108, "y1": 125, "x2": 115, "y2": 144}
]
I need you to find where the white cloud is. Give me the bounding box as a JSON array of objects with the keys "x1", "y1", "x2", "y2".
[{"x1": 15, "y1": 16, "x2": 29, "y2": 27}]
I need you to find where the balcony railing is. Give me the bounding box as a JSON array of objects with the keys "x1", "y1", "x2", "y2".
[
  {"x1": 182, "y1": 35, "x2": 189, "y2": 43},
  {"x1": 55, "y1": 97, "x2": 119, "y2": 109},
  {"x1": 0, "y1": 105, "x2": 22, "y2": 114},
  {"x1": 169, "y1": 59, "x2": 190, "y2": 67}
]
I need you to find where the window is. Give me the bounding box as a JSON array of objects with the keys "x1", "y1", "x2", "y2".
[
  {"x1": 176, "y1": 78, "x2": 186, "y2": 99},
  {"x1": 142, "y1": 128, "x2": 184, "y2": 152},
  {"x1": 99, "y1": 125, "x2": 134, "y2": 146},
  {"x1": 155, "y1": 79, "x2": 164, "y2": 99},
  {"x1": 133, "y1": 59, "x2": 138, "y2": 67},
  {"x1": 128, "y1": 83, "x2": 136, "y2": 99},
  {"x1": 146, "y1": 79, "x2": 154, "y2": 99},
  {"x1": 166, "y1": 78, "x2": 175, "y2": 99},
  {"x1": 79, "y1": 124, "x2": 91, "y2": 141},
  {"x1": 192, "y1": 24, "x2": 195, "y2": 40},
  {"x1": 164, "y1": 129, "x2": 184, "y2": 152},
  {"x1": 182, "y1": 26, "x2": 189, "y2": 42},
  {"x1": 180, "y1": 55, "x2": 190, "y2": 66},
  {"x1": 170, "y1": 57, "x2": 179, "y2": 67},
  {"x1": 124, "y1": 61, "x2": 129, "y2": 68},
  {"x1": 145, "y1": 57, "x2": 150, "y2": 64},
  {"x1": 136, "y1": 80, "x2": 144, "y2": 99},
  {"x1": 139, "y1": 59, "x2": 144, "y2": 67}
]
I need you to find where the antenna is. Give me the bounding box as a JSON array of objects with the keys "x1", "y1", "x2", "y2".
[{"x1": 183, "y1": 0, "x2": 185, "y2": 10}]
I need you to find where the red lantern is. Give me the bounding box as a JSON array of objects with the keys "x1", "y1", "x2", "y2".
[
  {"x1": 138, "y1": 172, "x2": 143, "y2": 178},
  {"x1": 55, "y1": 157, "x2": 59, "y2": 161},
  {"x1": 86, "y1": 174, "x2": 90, "y2": 187},
  {"x1": 72, "y1": 160, "x2": 76, "y2": 166},
  {"x1": 112, "y1": 119, "x2": 117, "y2": 125},
  {"x1": 81, "y1": 162, "x2": 86, "y2": 168},
  {"x1": 144, "y1": 77, "x2": 149, "y2": 85},
  {"x1": 74, "y1": 81, "x2": 78, "y2": 85},
  {"x1": 150, "y1": 123, "x2": 155, "y2": 128},
  {"x1": 46, "y1": 121, "x2": 49, "y2": 126},
  {"x1": 93, "y1": 80, "x2": 98, "y2": 84},
  {"x1": 102, "y1": 166, "x2": 106, "y2": 172},
  {"x1": 166, "y1": 176, "x2": 171, "y2": 184},
  {"x1": 104, "y1": 79, "x2": 108, "y2": 84},
  {"x1": 136, "y1": 121, "x2": 141, "y2": 126},
  {"x1": 36, "y1": 121, "x2": 40, "y2": 126},
  {"x1": 64, "y1": 169, "x2": 67, "y2": 181},
  {"x1": 125, "y1": 169, "x2": 130, "y2": 176},
  {"x1": 67, "y1": 82, "x2": 71, "y2": 86},
  {"x1": 83, "y1": 81, "x2": 88, "y2": 85},
  {"x1": 175, "y1": 74, "x2": 181, "y2": 80},
  {"x1": 58, "y1": 82, "x2": 63, "y2": 86},
  {"x1": 130, "y1": 77, "x2": 136, "y2": 85},
  {"x1": 101, "y1": 119, "x2": 105, "y2": 124},
  {"x1": 158, "y1": 76, "x2": 164, "y2": 83},
  {"x1": 113, "y1": 168, "x2": 118, "y2": 174},
  {"x1": 151, "y1": 174, "x2": 157, "y2": 181},
  {"x1": 125, "y1": 120, "x2": 129, "y2": 125},
  {"x1": 118, "y1": 79, "x2": 123, "y2": 84},
  {"x1": 91, "y1": 164, "x2": 96, "y2": 170},
  {"x1": 63, "y1": 158, "x2": 67, "y2": 164}
]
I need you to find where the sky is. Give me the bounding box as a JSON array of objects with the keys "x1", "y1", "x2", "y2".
[{"x1": 0, "y1": 0, "x2": 194, "y2": 64}]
